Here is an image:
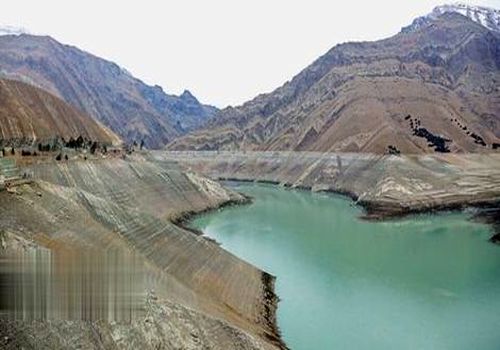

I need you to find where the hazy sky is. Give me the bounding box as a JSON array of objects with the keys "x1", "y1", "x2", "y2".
[{"x1": 1, "y1": 0, "x2": 498, "y2": 107}]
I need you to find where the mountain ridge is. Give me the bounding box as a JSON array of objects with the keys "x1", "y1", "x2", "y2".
[
  {"x1": 168, "y1": 10, "x2": 500, "y2": 153},
  {"x1": 403, "y1": 3, "x2": 500, "y2": 33},
  {"x1": 0, "y1": 33, "x2": 218, "y2": 148}
]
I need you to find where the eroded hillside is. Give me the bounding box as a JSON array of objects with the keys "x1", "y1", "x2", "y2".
[
  {"x1": 0, "y1": 157, "x2": 283, "y2": 350},
  {"x1": 168, "y1": 12, "x2": 500, "y2": 153},
  {"x1": 0, "y1": 79, "x2": 120, "y2": 146}
]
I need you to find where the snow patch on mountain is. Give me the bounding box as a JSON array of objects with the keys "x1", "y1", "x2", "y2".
[
  {"x1": 403, "y1": 3, "x2": 500, "y2": 33},
  {"x1": 434, "y1": 3, "x2": 500, "y2": 31}
]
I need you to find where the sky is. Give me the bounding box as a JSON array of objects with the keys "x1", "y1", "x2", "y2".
[{"x1": 0, "y1": 0, "x2": 498, "y2": 107}]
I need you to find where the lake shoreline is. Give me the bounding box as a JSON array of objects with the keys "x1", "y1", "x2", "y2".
[
  {"x1": 171, "y1": 190, "x2": 287, "y2": 349},
  {"x1": 155, "y1": 151, "x2": 500, "y2": 244},
  {"x1": 171, "y1": 193, "x2": 253, "y2": 237},
  {"x1": 189, "y1": 182, "x2": 500, "y2": 349},
  {"x1": 3, "y1": 157, "x2": 287, "y2": 350},
  {"x1": 215, "y1": 177, "x2": 500, "y2": 243}
]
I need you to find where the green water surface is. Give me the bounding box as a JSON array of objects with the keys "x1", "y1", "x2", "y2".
[{"x1": 191, "y1": 182, "x2": 500, "y2": 350}]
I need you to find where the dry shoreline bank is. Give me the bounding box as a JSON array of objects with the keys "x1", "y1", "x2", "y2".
[
  {"x1": 197, "y1": 178, "x2": 500, "y2": 245},
  {"x1": 0, "y1": 156, "x2": 286, "y2": 350},
  {"x1": 155, "y1": 151, "x2": 500, "y2": 241},
  {"x1": 2, "y1": 149, "x2": 499, "y2": 349}
]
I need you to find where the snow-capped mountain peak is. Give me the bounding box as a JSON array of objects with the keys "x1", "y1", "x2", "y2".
[
  {"x1": 403, "y1": 3, "x2": 500, "y2": 33},
  {"x1": 0, "y1": 25, "x2": 30, "y2": 36},
  {"x1": 433, "y1": 3, "x2": 500, "y2": 31}
]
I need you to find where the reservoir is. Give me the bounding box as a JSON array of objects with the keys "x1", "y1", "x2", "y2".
[{"x1": 190, "y1": 182, "x2": 500, "y2": 350}]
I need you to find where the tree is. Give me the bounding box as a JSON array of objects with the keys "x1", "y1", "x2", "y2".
[
  {"x1": 76, "y1": 135, "x2": 84, "y2": 148},
  {"x1": 55, "y1": 153, "x2": 62, "y2": 161},
  {"x1": 64, "y1": 154, "x2": 68, "y2": 161},
  {"x1": 66, "y1": 137, "x2": 75, "y2": 148},
  {"x1": 10, "y1": 148, "x2": 15, "y2": 155},
  {"x1": 140, "y1": 140, "x2": 145, "y2": 150},
  {"x1": 90, "y1": 141, "x2": 98, "y2": 154}
]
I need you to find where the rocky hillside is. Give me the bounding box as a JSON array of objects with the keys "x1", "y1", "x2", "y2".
[
  {"x1": 0, "y1": 79, "x2": 120, "y2": 146},
  {"x1": 0, "y1": 33, "x2": 217, "y2": 148},
  {"x1": 168, "y1": 10, "x2": 500, "y2": 154},
  {"x1": 0, "y1": 157, "x2": 283, "y2": 349}
]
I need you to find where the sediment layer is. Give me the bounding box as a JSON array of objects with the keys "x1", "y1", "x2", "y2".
[
  {"x1": 156, "y1": 151, "x2": 500, "y2": 218},
  {"x1": 0, "y1": 156, "x2": 284, "y2": 350}
]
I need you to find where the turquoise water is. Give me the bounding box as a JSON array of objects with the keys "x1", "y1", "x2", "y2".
[{"x1": 191, "y1": 183, "x2": 500, "y2": 350}]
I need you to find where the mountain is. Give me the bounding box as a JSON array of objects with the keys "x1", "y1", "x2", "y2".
[
  {"x1": 168, "y1": 8, "x2": 500, "y2": 154},
  {"x1": 0, "y1": 78, "x2": 121, "y2": 146},
  {"x1": 403, "y1": 3, "x2": 500, "y2": 33},
  {"x1": 0, "y1": 33, "x2": 217, "y2": 148}
]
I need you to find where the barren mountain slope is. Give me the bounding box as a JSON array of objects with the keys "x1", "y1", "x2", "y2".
[
  {"x1": 0, "y1": 157, "x2": 283, "y2": 350},
  {"x1": 0, "y1": 79, "x2": 120, "y2": 146},
  {"x1": 169, "y1": 12, "x2": 500, "y2": 153},
  {"x1": 0, "y1": 34, "x2": 217, "y2": 148}
]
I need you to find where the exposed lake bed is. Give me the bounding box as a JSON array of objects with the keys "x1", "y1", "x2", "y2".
[{"x1": 191, "y1": 182, "x2": 500, "y2": 350}]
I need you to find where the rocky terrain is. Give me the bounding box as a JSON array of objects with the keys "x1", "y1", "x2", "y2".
[
  {"x1": 0, "y1": 33, "x2": 217, "y2": 148},
  {"x1": 159, "y1": 151, "x2": 500, "y2": 221},
  {"x1": 2, "y1": 148, "x2": 500, "y2": 349},
  {"x1": 168, "y1": 10, "x2": 500, "y2": 153},
  {"x1": 0, "y1": 78, "x2": 120, "y2": 146},
  {"x1": 404, "y1": 3, "x2": 500, "y2": 33},
  {"x1": 1, "y1": 4, "x2": 499, "y2": 349},
  {"x1": 0, "y1": 156, "x2": 283, "y2": 350}
]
